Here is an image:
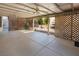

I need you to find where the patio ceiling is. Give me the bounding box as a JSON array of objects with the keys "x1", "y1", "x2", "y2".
[{"x1": 0, "y1": 3, "x2": 79, "y2": 18}]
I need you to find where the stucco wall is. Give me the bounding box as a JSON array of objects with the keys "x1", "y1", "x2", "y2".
[{"x1": 55, "y1": 15, "x2": 64, "y2": 39}]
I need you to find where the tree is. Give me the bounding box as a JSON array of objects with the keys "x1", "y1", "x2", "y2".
[
  {"x1": 43, "y1": 17, "x2": 49, "y2": 25},
  {"x1": 38, "y1": 17, "x2": 43, "y2": 25}
]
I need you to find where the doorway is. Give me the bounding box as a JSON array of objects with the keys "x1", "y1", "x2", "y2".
[
  {"x1": 1, "y1": 16, "x2": 9, "y2": 32},
  {"x1": 49, "y1": 17, "x2": 55, "y2": 34}
]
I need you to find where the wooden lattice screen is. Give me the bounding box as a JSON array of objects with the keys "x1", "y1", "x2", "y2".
[
  {"x1": 55, "y1": 13, "x2": 79, "y2": 42},
  {"x1": 72, "y1": 14, "x2": 79, "y2": 42},
  {"x1": 63, "y1": 14, "x2": 79, "y2": 41},
  {"x1": 63, "y1": 15, "x2": 72, "y2": 40}
]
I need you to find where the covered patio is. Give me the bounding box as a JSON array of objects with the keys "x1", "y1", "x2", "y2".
[{"x1": 0, "y1": 3, "x2": 79, "y2": 56}]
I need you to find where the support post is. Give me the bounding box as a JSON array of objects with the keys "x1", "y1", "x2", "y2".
[
  {"x1": 48, "y1": 17, "x2": 50, "y2": 35},
  {"x1": 33, "y1": 18, "x2": 35, "y2": 31}
]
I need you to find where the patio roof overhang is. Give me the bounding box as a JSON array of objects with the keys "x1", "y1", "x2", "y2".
[{"x1": 0, "y1": 3, "x2": 79, "y2": 18}]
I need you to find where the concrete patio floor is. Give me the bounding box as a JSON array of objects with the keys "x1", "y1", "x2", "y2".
[{"x1": 0, "y1": 30, "x2": 79, "y2": 56}]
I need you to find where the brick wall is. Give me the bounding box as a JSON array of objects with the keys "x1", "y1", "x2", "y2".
[
  {"x1": 8, "y1": 16, "x2": 26, "y2": 31},
  {"x1": 16, "y1": 18, "x2": 26, "y2": 30},
  {"x1": 8, "y1": 15, "x2": 17, "y2": 31}
]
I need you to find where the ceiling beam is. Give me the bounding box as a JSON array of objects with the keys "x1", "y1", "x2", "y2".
[
  {"x1": 71, "y1": 3, "x2": 74, "y2": 12},
  {"x1": 0, "y1": 8, "x2": 16, "y2": 14},
  {"x1": 34, "y1": 3, "x2": 56, "y2": 13},
  {"x1": 16, "y1": 3, "x2": 49, "y2": 14},
  {"x1": 70, "y1": 3, "x2": 74, "y2": 40},
  {"x1": 0, "y1": 4, "x2": 35, "y2": 14},
  {"x1": 54, "y1": 3, "x2": 64, "y2": 12},
  {"x1": 0, "y1": 7, "x2": 26, "y2": 14},
  {"x1": 0, "y1": 9, "x2": 16, "y2": 16},
  {"x1": 0, "y1": 5, "x2": 33, "y2": 15},
  {"x1": 0, "y1": 8, "x2": 34, "y2": 18},
  {"x1": 26, "y1": 9, "x2": 79, "y2": 19}
]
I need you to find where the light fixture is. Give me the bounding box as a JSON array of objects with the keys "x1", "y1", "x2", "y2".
[{"x1": 34, "y1": 4, "x2": 40, "y2": 16}]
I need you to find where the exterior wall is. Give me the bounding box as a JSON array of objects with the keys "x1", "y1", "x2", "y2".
[
  {"x1": 9, "y1": 16, "x2": 33, "y2": 31},
  {"x1": 8, "y1": 15, "x2": 17, "y2": 31},
  {"x1": 16, "y1": 18, "x2": 26, "y2": 30},
  {"x1": 8, "y1": 15, "x2": 26, "y2": 31},
  {"x1": 55, "y1": 15, "x2": 64, "y2": 39},
  {"x1": 55, "y1": 14, "x2": 72, "y2": 40}
]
